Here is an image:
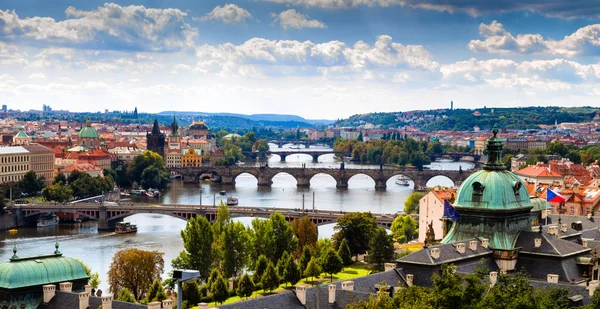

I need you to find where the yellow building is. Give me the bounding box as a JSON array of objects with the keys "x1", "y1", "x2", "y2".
[
  {"x1": 182, "y1": 147, "x2": 202, "y2": 167},
  {"x1": 188, "y1": 121, "x2": 209, "y2": 139},
  {"x1": 22, "y1": 144, "x2": 55, "y2": 184}
]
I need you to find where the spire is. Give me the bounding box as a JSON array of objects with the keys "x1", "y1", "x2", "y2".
[
  {"x1": 54, "y1": 242, "x2": 62, "y2": 255},
  {"x1": 151, "y1": 119, "x2": 161, "y2": 135},
  {"x1": 483, "y1": 125, "x2": 505, "y2": 171},
  {"x1": 11, "y1": 245, "x2": 18, "y2": 260},
  {"x1": 171, "y1": 115, "x2": 179, "y2": 136}
]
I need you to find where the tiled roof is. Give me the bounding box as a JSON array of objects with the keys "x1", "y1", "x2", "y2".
[
  {"x1": 515, "y1": 231, "x2": 589, "y2": 257},
  {"x1": 21, "y1": 143, "x2": 54, "y2": 154},
  {"x1": 39, "y1": 291, "x2": 146, "y2": 309},
  {"x1": 397, "y1": 238, "x2": 492, "y2": 265}
]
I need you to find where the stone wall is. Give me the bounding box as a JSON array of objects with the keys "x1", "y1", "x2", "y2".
[{"x1": 0, "y1": 214, "x2": 16, "y2": 230}]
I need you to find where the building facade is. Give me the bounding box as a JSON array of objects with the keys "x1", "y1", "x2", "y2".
[
  {"x1": 418, "y1": 188, "x2": 455, "y2": 243},
  {"x1": 0, "y1": 146, "x2": 30, "y2": 183},
  {"x1": 146, "y1": 119, "x2": 166, "y2": 159},
  {"x1": 21, "y1": 144, "x2": 55, "y2": 184}
]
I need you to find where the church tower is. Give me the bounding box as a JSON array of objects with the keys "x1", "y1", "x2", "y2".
[{"x1": 146, "y1": 119, "x2": 166, "y2": 159}]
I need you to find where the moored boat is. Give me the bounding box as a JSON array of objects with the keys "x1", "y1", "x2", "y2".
[
  {"x1": 227, "y1": 197, "x2": 238, "y2": 206},
  {"x1": 396, "y1": 180, "x2": 410, "y2": 186},
  {"x1": 115, "y1": 221, "x2": 137, "y2": 234},
  {"x1": 37, "y1": 214, "x2": 59, "y2": 227}
]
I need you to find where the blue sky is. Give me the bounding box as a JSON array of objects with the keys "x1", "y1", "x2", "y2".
[{"x1": 1, "y1": 1, "x2": 600, "y2": 119}]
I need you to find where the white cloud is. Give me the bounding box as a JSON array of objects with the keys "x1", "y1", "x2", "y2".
[
  {"x1": 198, "y1": 4, "x2": 253, "y2": 23},
  {"x1": 0, "y1": 4, "x2": 198, "y2": 51},
  {"x1": 28, "y1": 73, "x2": 46, "y2": 80},
  {"x1": 469, "y1": 21, "x2": 600, "y2": 57},
  {"x1": 36, "y1": 48, "x2": 76, "y2": 60},
  {"x1": 272, "y1": 9, "x2": 327, "y2": 29}
]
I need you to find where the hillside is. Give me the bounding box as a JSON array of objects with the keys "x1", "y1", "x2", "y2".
[{"x1": 158, "y1": 111, "x2": 333, "y2": 127}]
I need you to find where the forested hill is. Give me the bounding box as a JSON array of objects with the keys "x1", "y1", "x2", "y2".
[{"x1": 336, "y1": 107, "x2": 600, "y2": 131}]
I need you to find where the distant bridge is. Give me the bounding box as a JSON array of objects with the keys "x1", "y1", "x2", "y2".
[
  {"x1": 169, "y1": 165, "x2": 472, "y2": 191},
  {"x1": 268, "y1": 140, "x2": 332, "y2": 148},
  {"x1": 243, "y1": 150, "x2": 347, "y2": 162},
  {"x1": 10, "y1": 203, "x2": 398, "y2": 231}
]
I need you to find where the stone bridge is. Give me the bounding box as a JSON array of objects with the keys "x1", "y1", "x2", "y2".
[
  {"x1": 11, "y1": 203, "x2": 397, "y2": 231},
  {"x1": 268, "y1": 140, "x2": 333, "y2": 148},
  {"x1": 169, "y1": 165, "x2": 472, "y2": 190},
  {"x1": 243, "y1": 150, "x2": 347, "y2": 162}
]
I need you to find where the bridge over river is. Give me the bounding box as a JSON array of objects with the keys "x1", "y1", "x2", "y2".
[
  {"x1": 9, "y1": 203, "x2": 400, "y2": 230},
  {"x1": 170, "y1": 165, "x2": 472, "y2": 191}
]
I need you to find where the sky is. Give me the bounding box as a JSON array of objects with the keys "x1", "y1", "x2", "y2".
[{"x1": 1, "y1": 1, "x2": 600, "y2": 119}]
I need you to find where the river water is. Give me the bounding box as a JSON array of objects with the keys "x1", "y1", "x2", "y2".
[{"x1": 0, "y1": 143, "x2": 474, "y2": 292}]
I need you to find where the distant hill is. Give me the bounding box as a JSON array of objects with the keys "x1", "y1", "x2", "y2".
[
  {"x1": 335, "y1": 107, "x2": 600, "y2": 131},
  {"x1": 158, "y1": 111, "x2": 333, "y2": 127}
]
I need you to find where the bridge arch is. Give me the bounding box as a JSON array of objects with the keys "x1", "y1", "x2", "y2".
[
  {"x1": 425, "y1": 175, "x2": 456, "y2": 188},
  {"x1": 270, "y1": 172, "x2": 298, "y2": 187},
  {"x1": 347, "y1": 173, "x2": 376, "y2": 188},
  {"x1": 24, "y1": 209, "x2": 99, "y2": 221},
  {"x1": 107, "y1": 211, "x2": 192, "y2": 223},
  {"x1": 233, "y1": 172, "x2": 259, "y2": 185},
  {"x1": 384, "y1": 173, "x2": 416, "y2": 190},
  {"x1": 308, "y1": 172, "x2": 337, "y2": 187}
]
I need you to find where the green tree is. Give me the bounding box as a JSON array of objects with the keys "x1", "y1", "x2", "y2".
[
  {"x1": 546, "y1": 141, "x2": 569, "y2": 157},
  {"x1": 333, "y1": 212, "x2": 377, "y2": 259},
  {"x1": 320, "y1": 247, "x2": 343, "y2": 282},
  {"x1": 53, "y1": 172, "x2": 67, "y2": 185},
  {"x1": 404, "y1": 192, "x2": 424, "y2": 214},
  {"x1": 108, "y1": 248, "x2": 164, "y2": 300},
  {"x1": 183, "y1": 282, "x2": 201, "y2": 307},
  {"x1": 291, "y1": 216, "x2": 318, "y2": 251},
  {"x1": 253, "y1": 139, "x2": 270, "y2": 152},
  {"x1": 67, "y1": 169, "x2": 84, "y2": 184},
  {"x1": 19, "y1": 170, "x2": 45, "y2": 195},
  {"x1": 89, "y1": 272, "x2": 101, "y2": 290},
  {"x1": 127, "y1": 150, "x2": 169, "y2": 188},
  {"x1": 270, "y1": 212, "x2": 298, "y2": 263},
  {"x1": 116, "y1": 288, "x2": 137, "y2": 303},
  {"x1": 177, "y1": 216, "x2": 213, "y2": 282},
  {"x1": 236, "y1": 274, "x2": 255, "y2": 299},
  {"x1": 304, "y1": 257, "x2": 321, "y2": 284},
  {"x1": 221, "y1": 221, "x2": 249, "y2": 278},
  {"x1": 369, "y1": 227, "x2": 394, "y2": 271},
  {"x1": 357, "y1": 131, "x2": 363, "y2": 142},
  {"x1": 145, "y1": 279, "x2": 167, "y2": 303},
  {"x1": 338, "y1": 238, "x2": 353, "y2": 266},
  {"x1": 282, "y1": 254, "x2": 301, "y2": 286},
  {"x1": 277, "y1": 251, "x2": 290, "y2": 279},
  {"x1": 210, "y1": 274, "x2": 229, "y2": 305},
  {"x1": 299, "y1": 246, "x2": 313, "y2": 274},
  {"x1": 250, "y1": 219, "x2": 275, "y2": 263},
  {"x1": 103, "y1": 168, "x2": 118, "y2": 182},
  {"x1": 390, "y1": 215, "x2": 419, "y2": 243},
  {"x1": 261, "y1": 262, "x2": 280, "y2": 293},
  {"x1": 140, "y1": 165, "x2": 169, "y2": 190},
  {"x1": 42, "y1": 182, "x2": 73, "y2": 202},
  {"x1": 254, "y1": 255, "x2": 269, "y2": 283}
]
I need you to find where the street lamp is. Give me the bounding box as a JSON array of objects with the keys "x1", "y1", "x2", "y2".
[{"x1": 173, "y1": 269, "x2": 201, "y2": 309}]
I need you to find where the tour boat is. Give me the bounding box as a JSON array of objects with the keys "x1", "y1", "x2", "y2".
[
  {"x1": 219, "y1": 190, "x2": 227, "y2": 196},
  {"x1": 145, "y1": 189, "x2": 161, "y2": 198},
  {"x1": 115, "y1": 222, "x2": 137, "y2": 234},
  {"x1": 37, "y1": 214, "x2": 59, "y2": 227},
  {"x1": 396, "y1": 180, "x2": 410, "y2": 187},
  {"x1": 130, "y1": 189, "x2": 145, "y2": 195},
  {"x1": 227, "y1": 197, "x2": 239, "y2": 206},
  {"x1": 120, "y1": 190, "x2": 130, "y2": 197}
]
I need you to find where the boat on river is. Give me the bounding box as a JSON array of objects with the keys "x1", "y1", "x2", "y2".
[
  {"x1": 130, "y1": 189, "x2": 145, "y2": 195},
  {"x1": 115, "y1": 222, "x2": 137, "y2": 234},
  {"x1": 219, "y1": 190, "x2": 227, "y2": 196},
  {"x1": 396, "y1": 180, "x2": 410, "y2": 186},
  {"x1": 227, "y1": 197, "x2": 239, "y2": 206},
  {"x1": 37, "y1": 214, "x2": 59, "y2": 227}
]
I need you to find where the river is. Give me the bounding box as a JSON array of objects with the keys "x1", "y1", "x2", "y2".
[{"x1": 0, "y1": 143, "x2": 474, "y2": 292}]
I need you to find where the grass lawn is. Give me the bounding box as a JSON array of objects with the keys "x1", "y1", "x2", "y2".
[{"x1": 191, "y1": 263, "x2": 372, "y2": 308}]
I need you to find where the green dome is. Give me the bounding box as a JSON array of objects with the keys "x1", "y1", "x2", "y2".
[
  {"x1": 79, "y1": 122, "x2": 98, "y2": 139},
  {"x1": 0, "y1": 254, "x2": 89, "y2": 289},
  {"x1": 454, "y1": 169, "x2": 533, "y2": 211},
  {"x1": 529, "y1": 196, "x2": 549, "y2": 212}
]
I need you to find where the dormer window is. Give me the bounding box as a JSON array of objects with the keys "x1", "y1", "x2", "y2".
[{"x1": 472, "y1": 181, "x2": 485, "y2": 202}]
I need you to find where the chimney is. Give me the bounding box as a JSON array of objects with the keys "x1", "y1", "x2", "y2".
[
  {"x1": 43, "y1": 284, "x2": 56, "y2": 303},
  {"x1": 147, "y1": 302, "x2": 161, "y2": 309},
  {"x1": 341, "y1": 281, "x2": 354, "y2": 291},
  {"x1": 328, "y1": 284, "x2": 336, "y2": 304},
  {"x1": 481, "y1": 238, "x2": 489, "y2": 248},
  {"x1": 489, "y1": 272, "x2": 498, "y2": 287},
  {"x1": 548, "y1": 225, "x2": 558, "y2": 235},
  {"x1": 590, "y1": 280, "x2": 599, "y2": 297},
  {"x1": 430, "y1": 247, "x2": 440, "y2": 259},
  {"x1": 84, "y1": 284, "x2": 92, "y2": 295},
  {"x1": 582, "y1": 238, "x2": 592, "y2": 248},
  {"x1": 560, "y1": 223, "x2": 568, "y2": 233},
  {"x1": 162, "y1": 299, "x2": 174, "y2": 309},
  {"x1": 534, "y1": 238, "x2": 542, "y2": 248},
  {"x1": 547, "y1": 274, "x2": 559, "y2": 283},
  {"x1": 101, "y1": 295, "x2": 113, "y2": 309},
  {"x1": 79, "y1": 292, "x2": 89, "y2": 309},
  {"x1": 296, "y1": 284, "x2": 308, "y2": 305},
  {"x1": 406, "y1": 274, "x2": 414, "y2": 287},
  {"x1": 59, "y1": 282, "x2": 73, "y2": 292},
  {"x1": 198, "y1": 303, "x2": 209, "y2": 309},
  {"x1": 469, "y1": 240, "x2": 478, "y2": 251},
  {"x1": 456, "y1": 243, "x2": 466, "y2": 254},
  {"x1": 384, "y1": 262, "x2": 397, "y2": 272}
]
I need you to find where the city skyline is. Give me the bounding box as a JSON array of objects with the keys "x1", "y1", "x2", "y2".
[{"x1": 1, "y1": 1, "x2": 600, "y2": 118}]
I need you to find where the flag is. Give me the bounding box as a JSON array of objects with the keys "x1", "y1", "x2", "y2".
[
  {"x1": 443, "y1": 200, "x2": 459, "y2": 221},
  {"x1": 547, "y1": 188, "x2": 565, "y2": 203}
]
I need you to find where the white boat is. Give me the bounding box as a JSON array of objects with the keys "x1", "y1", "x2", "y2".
[
  {"x1": 37, "y1": 214, "x2": 59, "y2": 227},
  {"x1": 396, "y1": 180, "x2": 410, "y2": 187},
  {"x1": 227, "y1": 197, "x2": 239, "y2": 206},
  {"x1": 115, "y1": 221, "x2": 138, "y2": 234}
]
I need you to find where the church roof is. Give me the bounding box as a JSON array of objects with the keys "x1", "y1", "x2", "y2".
[
  {"x1": 189, "y1": 121, "x2": 208, "y2": 130},
  {"x1": 79, "y1": 121, "x2": 99, "y2": 139},
  {"x1": 14, "y1": 130, "x2": 29, "y2": 138}
]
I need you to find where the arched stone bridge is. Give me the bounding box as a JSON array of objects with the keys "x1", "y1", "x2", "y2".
[
  {"x1": 169, "y1": 166, "x2": 472, "y2": 190},
  {"x1": 243, "y1": 150, "x2": 347, "y2": 162},
  {"x1": 12, "y1": 203, "x2": 397, "y2": 231}
]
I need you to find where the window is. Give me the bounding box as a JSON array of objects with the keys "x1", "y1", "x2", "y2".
[{"x1": 570, "y1": 207, "x2": 575, "y2": 215}]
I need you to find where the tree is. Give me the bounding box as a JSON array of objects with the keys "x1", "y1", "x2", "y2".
[
  {"x1": 277, "y1": 251, "x2": 290, "y2": 279},
  {"x1": 221, "y1": 221, "x2": 249, "y2": 278},
  {"x1": 270, "y1": 212, "x2": 298, "y2": 263},
  {"x1": 183, "y1": 282, "x2": 201, "y2": 307},
  {"x1": 369, "y1": 227, "x2": 394, "y2": 271},
  {"x1": 89, "y1": 272, "x2": 101, "y2": 290},
  {"x1": 19, "y1": 170, "x2": 44, "y2": 195},
  {"x1": 338, "y1": 238, "x2": 353, "y2": 266},
  {"x1": 282, "y1": 254, "x2": 301, "y2": 286},
  {"x1": 108, "y1": 248, "x2": 164, "y2": 301},
  {"x1": 67, "y1": 169, "x2": 85, "y2": 184},
  {"x1": 261, "y1": 262, "x2": 280, "y2": 293},
  {"x1": 127, "y1": 150, "x2": 169, "y2": 188},
  {"x1": 177, "y1": 216, "x2": 213, "y2": 282},
  {"x1": 253, "y1": 139, "x2": 270, "y2": 152},
  {"x1": 320, "y1": 247, "x2": 343, "y2": 282},
  {"x1": 145, "y1": 279, "x2": 167, "y2": 303},
  {"x1": 103, "y1": 168, "x2": 118, "y2": 182},
  {"x1": 210, "y1": 274, "x2": 229, "y2": 305},
  {"x1": 546, "y1": 141, "x2": 569, "y2": 157},
  {"x1": 236, "y1": 274, "x2": 255, "y2": 299},
  {"x1": 53, "y1": 172, "x2": 66, "y2": 185},
  {"x1": 304, "y1": 257, "x2": 321, "y2": 284},
  {"x1": 333, "y1": 212, "x2": 377, "y2": 259},
  {"x1": 357, "y1": 131, "x2": 363, "y2": 142},
  {"x1": 116, "y1": 288, "x2": 137, "y2": 303},
  {"x1": 42, "y1": 182, "x2": 73, "y2": 202},
  {"x1": 404, "y1": 192, "x2": 424, "y2": 214},
  {"x1": 254, "y1": 255, "x2": 269, "y2": 283},
  {"x1": 291, "y1": 216, "x2": 318, "y2": 251},
  {"x1": 299, "y1": 246, "x2": 312, "y2": 273},
  {"x1": 390, "y1": 215, "x2": 418, "y2": 243},
  {"x1": 250, "y1": 219, "x2": 275, "y2": 263},
  {"x1": 140, "y1": 165, "x2": 169, "y2": 190}
]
